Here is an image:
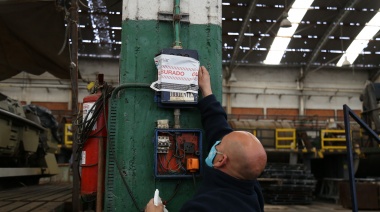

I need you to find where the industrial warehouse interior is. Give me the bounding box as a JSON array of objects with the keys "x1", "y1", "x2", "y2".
[{"x1": 0, "y1": 0, "x2": 380, "y2": 211}]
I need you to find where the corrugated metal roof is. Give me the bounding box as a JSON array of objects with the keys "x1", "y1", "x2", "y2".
[
  {"x1": 1, "y1": 0, "x2": 379, "y2": 81},
  {"x1": 222, "y1": 0, "x2": 380, "y2": 70}
]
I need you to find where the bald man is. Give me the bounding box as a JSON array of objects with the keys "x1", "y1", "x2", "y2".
[{"x1": 145, "y1": 66, "x2": 267, "y2": 212}]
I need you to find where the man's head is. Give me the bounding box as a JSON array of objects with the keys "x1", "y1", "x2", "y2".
[{"x1": 210, "y1": 131, "x2": 267, "y2": 180}]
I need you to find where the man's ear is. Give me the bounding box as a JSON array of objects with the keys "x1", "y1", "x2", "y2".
[{"x1": 213, "y1": 154, "x2": 227, "y2": 168}]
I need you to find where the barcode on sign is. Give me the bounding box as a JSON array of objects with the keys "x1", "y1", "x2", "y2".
[{"x1": 169, "y1": 92, "x2": 196, "y2": 102}]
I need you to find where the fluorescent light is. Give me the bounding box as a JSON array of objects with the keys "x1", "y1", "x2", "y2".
[
  {"x1": 264, "y1": 0, "x2": 314, "y2": 65},
  {"x1": 337, "y1": 10, "x2": 380, "y2": 66},
  {"x1": 264, "y1": 37, "x2": 292, "y2": 64}
]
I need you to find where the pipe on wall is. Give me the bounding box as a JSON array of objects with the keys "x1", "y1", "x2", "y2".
[
  {"x1": 226, "y1": 85, "x2": 232, "y2": 114},
  {"x1": 299, "y1": 95, "x2": 305, "y2": 115},
  {"x1": 224, "y1": 90, "x2": 358, "y2": 98},
  {"x1": 225, "y1": 84, "x2": 362, "y2": 94},
  {"x1": 0, "y1": 83, "x2": 88, "y2": 89},
  {"x1": 298, "y1": 67, "x2": 305, "y2": 115}
]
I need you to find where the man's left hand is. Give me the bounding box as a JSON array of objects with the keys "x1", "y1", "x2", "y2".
[{"x1": 145, "y1": 198, "x2": 164, "y2": 212}]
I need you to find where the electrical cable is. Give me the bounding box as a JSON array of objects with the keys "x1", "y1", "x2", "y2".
[
  {"x1": 74, "y1": 83, "x2": 114, "y2": 199},
  {"x1": 159, "y1": 155, "x2": 169, "y2": 171},
  {"x1": 105, "y1": 83, "x2": 150, "y2": 211},
  {"x1": 78, "y1": 0, "x2": 90, "y2": 9},
  {"x1": 106, "y1": 0, "x2": 122, "y2": 9},
  {"x1": 115, "y1": 159, "x2": 144, "y2": 212},
  {"x1": 167, "y1": 153, "x2": 181, "y2": 172},
  {"x1": 192, "y1": 173, "x2": 196, "y2": 188},
  {"x1": 58, "y1": 8, "x2": 70, "y2": 55},
  {"x1": 163, "y1": 180, "x2": 182, "y2": 205}
]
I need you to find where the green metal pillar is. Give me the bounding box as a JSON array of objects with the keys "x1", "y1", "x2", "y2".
[{"x1": 105, "y1": 1, "x2": 222, "y2": 211}]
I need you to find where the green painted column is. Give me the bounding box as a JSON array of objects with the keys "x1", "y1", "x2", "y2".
[{"x1": 105, "y1": 1, "x2": 222, "y2": 211}]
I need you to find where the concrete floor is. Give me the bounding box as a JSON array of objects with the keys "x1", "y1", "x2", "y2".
[
  {"x1": 2, "y1": 179, "x2": 378, "y2": 212},
  {"x1": 0, "y1": 183, "x2": 71, "y2": 212},
  {"x1": 265, "y1": 201, "x2": 380, "y2": 212}
]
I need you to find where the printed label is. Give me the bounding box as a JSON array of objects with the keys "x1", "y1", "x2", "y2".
[
  {"x1": 169, "y1": 92, "x2": 195, "y2": 102},
  {"x1": 81, "y1": 151, "x2": 86, "y2": 165},
  {"x1": 83, "y1": 102, "x2": 97, "y2": 130}
]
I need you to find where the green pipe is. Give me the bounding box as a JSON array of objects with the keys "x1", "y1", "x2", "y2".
[
  {"x1": 174, "y1": 0, "x2": 181, "y2": 47},
  {"x1": 111, "y1": 83, "x2": 151, "y2": 99},
  {"x1": 108, "y1": 83, "x2": 151, "y2": 212}
]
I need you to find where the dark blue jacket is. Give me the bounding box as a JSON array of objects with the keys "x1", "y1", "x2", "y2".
[{"x1": 180, "y1": 94, "x2": 264, "y2": 212}]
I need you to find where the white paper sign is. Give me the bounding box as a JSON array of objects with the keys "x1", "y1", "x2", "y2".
[{"x1": 150, "y1": 54, "x2": 200, "y2": 93}]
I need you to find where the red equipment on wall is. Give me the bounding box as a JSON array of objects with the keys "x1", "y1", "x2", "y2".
[{"x1": 80, "y1": 75, "x2": 108, "y2": 199}]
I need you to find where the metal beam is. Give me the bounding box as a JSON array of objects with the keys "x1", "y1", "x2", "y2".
[
  {"x1": 0, "y1": 0, "x2": 54, "y2": 3},
  {"x1": 369, "y1": 69, "x2": 380, "y2": 82},
  {"x1": 304, "y1": 0, "x2": 360, "y2": 74},
  {"x1": 70, "y1": 0, "x2": 80, "y2": 211},
  {"x1": 223, "y1": 62, "x2": 377, "y2": 70},
  {"x1": 228, "y1": 0, "x2": 258, "y2": 77},
  {"x1": 0, "y1": 0, "x2": 55, "y2": 5}
]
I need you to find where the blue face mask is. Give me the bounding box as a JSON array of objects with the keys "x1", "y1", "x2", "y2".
[{"x1": 205, "y1": 140, "x2": 223, "y2": 167}]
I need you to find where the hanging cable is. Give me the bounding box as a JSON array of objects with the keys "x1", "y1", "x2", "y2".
[
  {"x1": 106, "y1": 84, "x2": 150, "y2": 211},
  {"x1": 75, "y1": 83, "x2": 114, "y2": 187}
]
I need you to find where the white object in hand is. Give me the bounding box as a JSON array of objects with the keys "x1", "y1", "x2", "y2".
[
  {"x1": 153, "y1": 189, "x2": 169, "y2": 212},
  {"x1": 154, "y1": 189, "x2": 161, "y2": 206}
]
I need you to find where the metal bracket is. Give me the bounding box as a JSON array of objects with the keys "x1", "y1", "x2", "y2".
[{"x1": 158, "y1": 12, "x2": 190, "y2": 23}]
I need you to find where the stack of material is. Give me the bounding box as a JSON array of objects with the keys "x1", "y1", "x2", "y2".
[{"x1": 259, "y1": 163, "x2": 317, "y2": 205}]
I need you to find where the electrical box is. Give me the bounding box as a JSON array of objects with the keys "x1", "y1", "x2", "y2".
[
  {"x1": 153, "y1": 128, "x2": 202, "y2": 179},
  {"x1": 154, "y1": 48, "x2": 199, "y2": 108}
]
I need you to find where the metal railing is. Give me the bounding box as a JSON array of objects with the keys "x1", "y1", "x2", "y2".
[
  {"x1": 321, "y1": 129, "x2": 348, "y2": 150},
  {"x1": 343, "y1": 104, "x2": 380, "y2": 212},
  {"x1": 64, "y1": 123, "x2": 73, "y2": 147},
  {"x1": 275, "y1": 128, "x2": 296, "y2": 149}
]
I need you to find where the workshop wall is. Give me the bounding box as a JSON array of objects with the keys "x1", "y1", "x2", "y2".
[
  {"x1": 224, "y1": 66, "x2": 366, "y2": 117},
  {"x1": 0, "y1": 60, "x2": 367, "y2": 116},
  {"x1": 0, "y1": 59, "x2": 119, "y2": 109}
]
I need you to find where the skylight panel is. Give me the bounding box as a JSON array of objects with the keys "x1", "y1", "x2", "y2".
[
  {"x1": 264, "y1": 37, "x2": 291, "y2": 64},
  {"x1": 264, "y1": 0, "x2": 314, "y2": 65},
  {"x1": 228, "y1": 32, "x2": 239, "y2": 36},
  {"x1": 336, "y1": 10, "x2": 380, "y2": 66}
]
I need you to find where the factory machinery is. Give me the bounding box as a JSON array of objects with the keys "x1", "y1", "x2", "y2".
[
  {"x1": 0, "y1": 93, "x2": 59, "y2": 188},
  {"x1": 226, "y1": 82, "x2": 380, "y2": 207},
  {"x1": 228, "y1": 118, "x2": 354, "y2": 204}
]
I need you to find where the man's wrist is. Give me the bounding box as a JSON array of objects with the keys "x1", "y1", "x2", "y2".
[{"x1": 201, "y1": 89, "x2": 212, "y2": 97}]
